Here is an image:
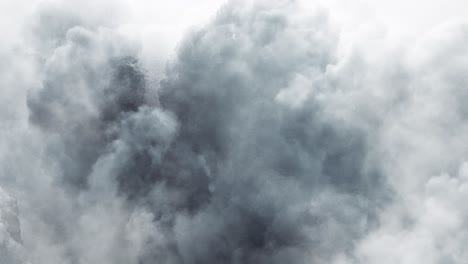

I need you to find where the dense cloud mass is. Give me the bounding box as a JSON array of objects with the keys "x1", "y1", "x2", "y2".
[{"x1": 2, "y1": 0, "x2": 468, "y2": 263}]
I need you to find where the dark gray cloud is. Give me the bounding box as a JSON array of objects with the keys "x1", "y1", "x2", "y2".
[
  {"x1": 27, "y1": 24, "x2": 147, "y2": 189},
  {"x1": 154, "y1": 3, "x2": 388, "y2": 263},
  {"x1": 21, "y1": 1, "x2": 388, "y2": 263}
]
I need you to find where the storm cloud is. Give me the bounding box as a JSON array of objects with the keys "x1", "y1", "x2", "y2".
[{"x1": 1, "y1": 0, "x2": 468, "y2": 263}]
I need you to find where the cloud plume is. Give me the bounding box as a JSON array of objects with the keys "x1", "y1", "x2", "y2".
[{"x1": 2, "y1": 0, "x2": 468, "y2": 263}]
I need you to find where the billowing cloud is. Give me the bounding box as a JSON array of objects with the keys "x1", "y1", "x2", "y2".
[{"x1": 2, "y1": 0, "x2": 468, "y2": 263}]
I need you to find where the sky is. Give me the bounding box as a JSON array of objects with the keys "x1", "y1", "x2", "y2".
[{"x1": 1, "y1": 0, "x2": 468, "y2": 263}]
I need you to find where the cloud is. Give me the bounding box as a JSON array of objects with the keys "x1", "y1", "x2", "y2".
[
  {"x1": 0, "y1": 187, "x2": 29, "y2": 264},
  {"x1": 15, "y1": 1, "x2": 387, "y2": 263},
  {"x1": 2, "y1": 0, "x2": 468, "y2": 263},
  {"x1": 136, "y1": 1, "x2": 387, "y2": 263}
]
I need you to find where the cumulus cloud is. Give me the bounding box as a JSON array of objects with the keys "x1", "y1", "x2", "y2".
[{"x1": 2, "y1": 0, "x2": 468, "y2": 263}]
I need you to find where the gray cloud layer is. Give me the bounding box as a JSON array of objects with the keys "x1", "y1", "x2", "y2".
[{"x1": 1, "y1": 0, "x2": 468, "y2": 263}]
